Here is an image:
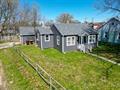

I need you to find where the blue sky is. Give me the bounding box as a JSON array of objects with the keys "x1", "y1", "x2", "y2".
[{"x1": 20, "y1": 0, "x2": 114, "y2": 22}]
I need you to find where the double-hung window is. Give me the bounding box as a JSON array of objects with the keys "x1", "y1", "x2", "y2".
[
  {"x1": 45, "y1": 35, "x2": 50, "y2": 42},
  {"x1": 89, "y1": 35, "x2": 96, "y2": 43},
  {"x1": 66, "y1": 36, "x2": 75, "y2": 46}
]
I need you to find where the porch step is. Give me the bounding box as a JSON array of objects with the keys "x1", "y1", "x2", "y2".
[{"x1": 77, "y1": 44, "x2": 93, "y2": 52}]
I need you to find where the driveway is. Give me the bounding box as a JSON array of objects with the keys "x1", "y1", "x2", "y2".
[{"x1": 0, "y1": 42, "x2": 20, "y2": 49}]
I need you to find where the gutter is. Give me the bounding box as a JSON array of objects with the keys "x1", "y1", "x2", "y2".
[
  {"x1": 40, "y1": 35, "x2": 43, "y2": 50},
  {"x1": 62, "y1": 35, "x2": 65, "y2": 53}
]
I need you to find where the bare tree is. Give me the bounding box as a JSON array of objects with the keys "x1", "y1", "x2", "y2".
[
  {"x1": 19, "y1": 3, "x2": 40, "y2": 27},
  {"x1": 0, "y1": 0, "x2": 19, "y2": 39},
  {"x1": 19, "y1": 3, "x2": 32, "y2": 26},
  {"x1": 31, "y1": 4, "x2": 40, "y2": 28},
  {"x1": 56, "y1": 13, "x2": 74, "y2": 23},
  {"x1": 95, "y1": 0, "x2": 120, "y2": 14}
]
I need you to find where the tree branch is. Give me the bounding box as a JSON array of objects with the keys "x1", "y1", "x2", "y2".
[{"x1": 107, "y1": 6, "x2": 120, "y2": 13}]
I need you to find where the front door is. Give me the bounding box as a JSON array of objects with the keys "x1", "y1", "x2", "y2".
[
  {"x1": 77, "y1": 36, "x2": 88, "y2": 52},
  {"x1": 82, "y1": 36, "x2": 87, "y2": 44}
]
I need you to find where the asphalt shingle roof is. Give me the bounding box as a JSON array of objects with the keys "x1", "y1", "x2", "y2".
[
  {"x1": 19, "y1": 27, "x2": 35, "y2": 35},
  {"x1": 37, "y1": 27, "x2": 53, "y2": 34},
  {"x1": 54, "y1": 23, "x2": 97, "y2": 36}
]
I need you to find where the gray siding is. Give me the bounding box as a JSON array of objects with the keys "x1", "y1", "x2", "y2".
[
  {"x1": 41, "y1": 35, "x2": 54, "y2": 48},
  {"x1": 36, "y1": 30, "x2": 41, "y2": 47},
  {"x1": 20, "y1": 35, "x2": 35, "y2": 44},
  {"x1": 64, "y1": 36, "x2": 78, "y2": 52},
  {"x1": 51, "y1": 25, "x2": 62, "y2": 52},
  {"x1": 37, "y1": 41, "x2": 41, "y2": 47},
  {"x1": 36, "y1": 31, "x2": 54, "y2": 49},
  {"x1": 115, "y1": 31, "x2": 120, "y2": 44}
]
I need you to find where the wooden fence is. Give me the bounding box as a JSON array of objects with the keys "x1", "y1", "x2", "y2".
[{"x1": 14, "y1": 47, "x2": 66, "y2": 90}]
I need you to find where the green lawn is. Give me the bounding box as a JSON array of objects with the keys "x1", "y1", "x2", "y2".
[
  {"x1": 92, "y1": 42, "x2": 120, "y2": 63},
  {"x1": 0, "y1": 48, "x2": 48, "y2": 90},
  {"x1": 18, "y1": 45, "x2": 120, "y2": 90},
  {"x1": 0, "y1": 41, "x2": 7, "y2": 44}
]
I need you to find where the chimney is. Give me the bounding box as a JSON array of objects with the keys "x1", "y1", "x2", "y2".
[
  {"x1": 39, "y1": 21, "x2": 45, "y2": 27},
  {"x1": 66, "y1": 20, "x2": 70, "y2": 24}
]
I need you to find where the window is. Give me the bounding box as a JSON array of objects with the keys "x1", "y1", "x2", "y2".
[
  {"x1": 104, "y1": 32, "x2": 108, "y2": 38},
  {"x1": 44, "y1": 35, "x2": 50, "y2": 42},
  {"x1": 57, "y1": 36, "x2": 60, "y2": 45},
  {"x1": 118, "y1": 33, "x2": 120, "y2": 40},
  {"x1": 66, "y1": 36, "x2": 75, "y2": 46},
  {"x1": 89, "y1": 35, "x2": 96, "y2": 43},
  {"x1": 112, "y1": 22, "x2": 114, "y2": 25}
]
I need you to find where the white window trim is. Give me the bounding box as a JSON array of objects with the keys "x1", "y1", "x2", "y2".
[
  {"x1": 44, "y1": 35, "x2": 50, "y2": 42},
  {"x1": 66, "y1": 36, "x2": 75, "y2": 46},
  {"x1": 88, "y1": 35, "x2": 96, "y2": 44},
  {"x1": 57, "y1": 35, "x2": 60, "y2": 45}
]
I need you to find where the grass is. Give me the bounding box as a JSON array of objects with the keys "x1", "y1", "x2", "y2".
[
  {"x1": 92, "y1": 42, "x2": 120, "y2": 63},
  {"x1": 0, "y1": 40, "x2": 7, "y2": 44},
  {"x1": 18, "y1": 45, "x2": 120, "y2": 90},
  {"x1": 0, "y1": 48, "x2": 48, "y2": 90}
]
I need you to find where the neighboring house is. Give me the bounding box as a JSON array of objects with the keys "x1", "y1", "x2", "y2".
[
  {"x1": 19, "y1": 27, "x2": 35, "y2": 45},
  {"x1": 93, "y1": 22, "x2": 104, "y2": 30},
  {"x1": 6, "y1": 29, "x2": 16, "y2": 36},
  {"x1": 98, "y1": 17, "x2": 120, "y2": 44},
  {"x1": 36, "y1": 24, "x2": 98, "y2": 53}
]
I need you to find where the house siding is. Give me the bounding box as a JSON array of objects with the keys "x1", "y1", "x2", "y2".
[
  {"x1": 64, "y1": 35, "x2": 78, "y2": 52},
  {"x1": 20, "y1": 35, "x2": 35, "y2": 44},
  {"x1": 36, "y1": 33, "x2": 54, "y2": 49},
  {"x1": 51, "y1": 25, "x2": 62, "y2": 52},
  {"x1": 41, "y1": 35, "x2": 54, "y2": 48},
  {"x1": 98, "y1": 18, "x2": 120, "y2": 44}
]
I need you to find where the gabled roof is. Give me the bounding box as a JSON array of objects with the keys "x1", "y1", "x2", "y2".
[
  {"x1": 110, "y1": 17, "x2": 120, "y2": 22},
  {"x1": 98, "y1": 17, "x2": 120, "y2": 30},
  {"x1": 37, "y1": 27, "x2": 53, "y2": 34},
  {"x1": 53, "y1": 23, "x2": 97, "y2": 36},
  {"x1": 19, "y1": 27, "x2": 35, "y2": 36}
]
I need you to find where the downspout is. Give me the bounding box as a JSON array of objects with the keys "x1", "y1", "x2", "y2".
[
  {"x1": 20, "y1": 35, "x2": 24, "y2": 44},
  {"x1": 62, "y1": 35, "x2": 65, "y2": 53},
  {"x1": 96, "y1": 34, "x2": 98, "y2": 47},
  {"x1": 88, "y1": 35, "x2": 89, "y2": 44},
  {"x1": 40, "y1": 35, "x2": 43, "y2": 50}
]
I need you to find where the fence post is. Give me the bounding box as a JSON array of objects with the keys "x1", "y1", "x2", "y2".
[
  {"x1": 14, "y1": 47, "x2": 66, "y2": 90},
  {"x1": 50, "y1": 76, "x2": 52, "y2": 90}
]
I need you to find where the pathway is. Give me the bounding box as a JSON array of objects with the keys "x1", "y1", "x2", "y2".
[
  {"x1": 0, "y1": 42, "x2": 20, "y2": 49},
  {"x1": 0, "y1": 42, "x2": 20, "y2": 89},
  {"x1": 87, "y1": 53, "x2": 120, "y2": 66},
  {"x1": 0, "y1": 61, "x2": 7, "y2": 90}
]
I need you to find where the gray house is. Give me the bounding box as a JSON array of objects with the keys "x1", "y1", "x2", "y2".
[
  {"x1": 19, "y1": 27, "x2": 35, "y2": 45},
  {"x1": 36, "y1": 27, "x2": 54, "y2": 49},
  {"x1": 98, "y1": 17, "x2": 120, "y2": 44},
  {"x1": 36, "y1": 24, "x2": 98, "y2": 53}
]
